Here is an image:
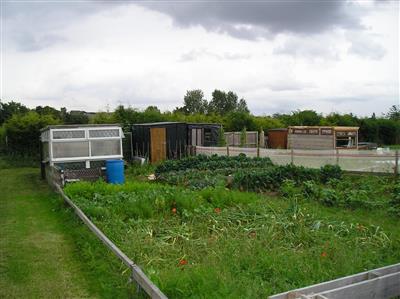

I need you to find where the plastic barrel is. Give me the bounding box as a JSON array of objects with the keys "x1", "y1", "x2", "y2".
[{"x1": 106, "y1": 160, "x2": 125, "y2": 184}]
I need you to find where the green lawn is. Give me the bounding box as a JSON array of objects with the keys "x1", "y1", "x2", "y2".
[{"x1": 0, "y1": 167, "x2": 130, "y2": 298}]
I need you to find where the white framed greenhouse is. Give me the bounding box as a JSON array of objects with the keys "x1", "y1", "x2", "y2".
[{"x1": 40, "y1": 124, "x2": 124, "y2": 169}]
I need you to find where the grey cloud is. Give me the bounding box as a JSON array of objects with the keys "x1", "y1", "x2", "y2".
[
  {"x1": 348, "y1": 33, "x2": 386, "y2": 60},
  {"x1": 273, "y1": 36, "x2": 340, "y2": 59},
  {"x1": 3, "y1": 2, "x2": 109, "y2": 51},
  {"x1": 179, "y1": 49, "x2": 251, "y2": 62},
  {"x1": 14, "y1": 33, "x2": 66, "y2": 52},
  {"x1": 141, "y1": 1, "x2": 363, "y2": 39}
]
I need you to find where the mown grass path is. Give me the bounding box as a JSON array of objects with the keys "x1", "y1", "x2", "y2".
[{"x1": 0, "y1": 168, "x2": 97, "y2": 298}]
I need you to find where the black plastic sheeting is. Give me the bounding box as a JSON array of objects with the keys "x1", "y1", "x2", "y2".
[
  {"x1": 131, "y1": 122, "x2": 187, "y2": 160},
  {"x1": 131, "y1": 122, "x2": 221, "y2": 160}
]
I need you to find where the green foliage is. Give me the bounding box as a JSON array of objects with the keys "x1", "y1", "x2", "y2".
[
  {"x1": 0, "y1": 101, "x2": 29, "y2": 125},
  {"x1": 64, "y1": 179, "x2": 400, "y2": 298},
  {"x1": 217, "y1": 126, "x2": 226, "y2": 147},
  {"x1": 155, "y1": 154, "x2": 273, "y2": 175},
  {"x1": 208, "y1": 90, "x2": 249, "y2": 115},
  {"x1": 225, "y1": 111, "x2": 255, "y2": 131},
  {"x1": 89, "y1": 112, "x2": 116, "y2": 124},
  {"x1": 388, "y1": 182, "x2": 400, "y2": 217},
  {"x1": 180, "y1": 90, "x2": 208, "y2": 114},
  {"x1": 3, "y1": 111, "x2": 60, "y2": 157},
  {"x1": 320, "y1": 165, "x2": 342, "y2": 183}
]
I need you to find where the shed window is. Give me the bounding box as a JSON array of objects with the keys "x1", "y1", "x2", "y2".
[
  {"x1": 53, "y1": 130, "x2": 85, "y2": 139},
  {"x1": 52, "y1": 141, "x2": 89, "y2": 158},
  {"x1": 89, "y1": 129, "x2": 119, "y2": 138},
  {"x1": 90, "y1": 140, "x2": 121, "y2": 156}
]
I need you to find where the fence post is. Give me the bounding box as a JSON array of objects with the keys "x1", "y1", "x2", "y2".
[
  {"x1": 257, "y1": 143, "x2": 260, "y2": 158},
  {"x1": 336, "y1": 149, "x2": 339, "y2": 165},
  {"x1": 395, "y1": 150, "x2": 399, "y2": 177},
  {"x1": 227, "y1": 145, "x2": 230, "y2": 157},
  {"x1": 291, "y1": 149, "x2": 294, "y2": 165}
]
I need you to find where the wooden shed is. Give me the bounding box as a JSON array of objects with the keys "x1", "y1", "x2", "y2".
[
  {"x1": 131, "y1": 122, "x2": 222, "y2": 163},
  {"x1": 187, "y1": 123, "x2": 221, "y2": 147},
  {"x1": 131, "y1": 122, "x2": 187, "y2": 163},
  {"x1": 267, "y1": 128, "x2": 288, "y2": 149},
  {"x1": 287, "y1": 126, "x2": 359, "y2": 150}
]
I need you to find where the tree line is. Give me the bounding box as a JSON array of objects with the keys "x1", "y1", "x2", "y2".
[{"x1": 0, "y1": 89, "x2": 399, "y2": 157}]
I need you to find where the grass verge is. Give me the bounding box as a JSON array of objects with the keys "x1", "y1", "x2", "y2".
[{"x1": 0, "y1": 167, "x2": 131, "y2": 298}]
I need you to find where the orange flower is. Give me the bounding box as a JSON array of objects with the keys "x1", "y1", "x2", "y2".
[
  {"x1": 171, "y1": 207, "x2": 177, "y2": 214},
  {"x1": 178, "y1": 259, "x2": 188, "y2": 266},
  {"x1": 321, "y1": 251, "x2": 328, "y2": 258},
  {"x1": 214, "y1": 207, "x2": 221, "y2": 214}
]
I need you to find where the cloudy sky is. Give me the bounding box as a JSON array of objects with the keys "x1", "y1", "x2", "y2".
[{"x1": 1, "y1": 0, "x2": 399, "y2": 116}]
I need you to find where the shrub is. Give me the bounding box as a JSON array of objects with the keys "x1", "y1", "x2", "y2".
[
  {"x1": 389, "y1": 182, "x2": 400, "y2": 217},
  {"x1": 320, "y1": 165, "x2": 342, "y2": 183}
]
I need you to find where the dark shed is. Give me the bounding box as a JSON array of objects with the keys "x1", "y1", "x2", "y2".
[
  {"x1": 132, "y1": 122, "x2": 187, "y2": 163},
  {"x1": 187, "y1": 123, "x2": 221, "y2": 147},
  {"x1": 267, "y1": 128, "x2": 288, "y2": 149}
]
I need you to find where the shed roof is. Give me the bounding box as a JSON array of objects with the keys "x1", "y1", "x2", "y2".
[
  {"x1": 132, "y1": 122, "x2": 186, "y2": 126},
  {"x1": 40, "y1": 124, "x2": 121, "y2": 132},
  {"x1": 289, "y1": 126, "x2": 359, "y2": 131}
]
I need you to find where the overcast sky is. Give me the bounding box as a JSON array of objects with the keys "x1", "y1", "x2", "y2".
[{"x1": 1, "y1": 0, "x2": 399, "y2": 116}]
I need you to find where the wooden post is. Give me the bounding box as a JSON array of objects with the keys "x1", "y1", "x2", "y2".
[
  {"x1": 227, "y1": 145, "x2": 230, "y2": 157},
  {"x1": 395, "y1": 150, "x2": 399, "y2": 177},
  {"x1": 257, "y1": 143, "x2": 260, "y2": 158},
  {"x1": 336, "y1": 149, "x2": 339, "y2": 165},
  {"x1": 291, "y1": 149, "x2": 294, "y2": 165}
]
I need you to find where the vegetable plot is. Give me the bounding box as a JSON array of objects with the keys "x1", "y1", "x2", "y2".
[{"x1": 64, "y1": 180, "x2": 400, "y2": 298}]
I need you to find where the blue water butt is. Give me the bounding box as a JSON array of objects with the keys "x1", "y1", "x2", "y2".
[{"x1": 106, "y1": 160, "x2": 125, "y2": 184}]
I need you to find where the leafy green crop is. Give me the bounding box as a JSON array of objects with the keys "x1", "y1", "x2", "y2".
[
  {"x1": 155, "y1": 154, "x2": 273, "y2": 175},
  {"x1": 64, "y1": 180, "x2": 400, "y2": 298}
]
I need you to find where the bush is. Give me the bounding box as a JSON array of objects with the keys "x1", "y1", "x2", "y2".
[
  {"x1": 320, "y1": 165, "x2": 342, "y2": 183},
  {"x1": 389, "y1": 182, "x2": 400, "y2": 217},
  {"x1": 155, "y1": 154, "x2": 273, "y2": 175}
]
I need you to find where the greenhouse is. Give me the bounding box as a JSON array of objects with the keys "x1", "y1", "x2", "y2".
[{"x1": 40, "y1": 124, "x2": 124, "y2": 170}]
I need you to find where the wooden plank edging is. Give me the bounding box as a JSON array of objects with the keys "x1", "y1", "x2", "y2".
[
  {"x1": 54, "y1": 184, "x2": 168, "y2": 299},
  {"x1": 269, "y1": 263, "x2": 400, "y2": 299}
]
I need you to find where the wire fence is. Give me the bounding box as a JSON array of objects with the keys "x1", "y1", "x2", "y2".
[{"x1": 195, "y1": 146, "x2": 399, "y2": 175}]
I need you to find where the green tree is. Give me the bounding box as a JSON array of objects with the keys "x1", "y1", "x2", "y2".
[
  {"x1": 65, "y1": 111, "x2": 89, "y2": 124},
  {"x1": 225, "y1": 111, "x2": 256, "y2": 131},
  {"x1": 387, "y1": 105, "x2": 400, "y2": 121},
  {"x1": 181, "y1": 90, "x2": 208, "y2": 114},
  {"x1": 3, "y1": 111, "x2": 60, "y2": 156},
  {"x1": 217, "y1": 126, "x2": 226, "y2": 147},
  {"x1": 35, "y1": 106, "x2": 62, "y2": 120},
  {"x1": 0, "y1": 101, "x2": 29, "y2": 125},
  {"x1": 90, "y1": 112, "x2": 116, "y2": 124}
]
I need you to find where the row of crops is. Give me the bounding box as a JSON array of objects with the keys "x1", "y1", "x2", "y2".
[
  {"x1": 64, "y1": 155, "x2": 400, "y2": 298},
  {"x1": 156, "y1": 154, "x2": 400, "y2": 215}
]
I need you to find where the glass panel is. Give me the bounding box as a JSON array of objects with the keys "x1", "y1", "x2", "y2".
[
  {"x1": 53, "y1": 130, "x2": 85, "y2": 139},
  {"x1": 89, "y1": 129, "x2": 119, "y2": 138},
  {"x1": 52, "y1": 141, "x2": 89, "y2": 158},
  {"x1": 42, "y1": 142, "x2": 49, "y2": 160},
  {"x1": 90, "y1": 140, "x2": 121, "y2": 156}
]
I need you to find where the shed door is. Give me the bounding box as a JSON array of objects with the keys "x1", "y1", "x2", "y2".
[{"x1": 150, "y1": 128, "x2": 166, "y2": 163}]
